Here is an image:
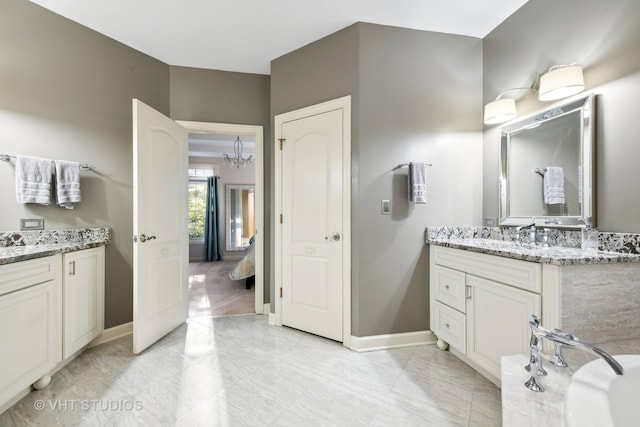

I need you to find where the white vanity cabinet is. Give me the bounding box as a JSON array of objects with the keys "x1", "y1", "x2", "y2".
[
  {"x1": 0, "y1": 246, "x2": 105, "y2": 412},
  {"x1": 63, "y1": 247, "x2": 104, "y2": 359},
  {"x1": 430, "y1": 245, "x2": 541, "y2": 385},
  {"x1": 0, "y1": 255, "x2": 62, "y2": 409}
]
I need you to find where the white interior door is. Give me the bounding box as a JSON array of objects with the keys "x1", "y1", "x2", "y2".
[
  {"x1": 132, "y1": 99, "x2": 188, "y2": 354},
  {"x1": 280, "y1": 108, "x2": 345, "y2": 342}
]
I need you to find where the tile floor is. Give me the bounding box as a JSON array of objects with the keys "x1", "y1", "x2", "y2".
[
  {"x1": 189, "y1": 260, "x2": 255, "y2": 317},
  {"x1": 0, "y1": 315, "x2": 502, "y2": 426}
]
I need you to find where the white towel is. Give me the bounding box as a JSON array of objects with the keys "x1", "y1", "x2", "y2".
[
  {"x1": 543, "y1": 166, "x2": 565, "y2": 205},
  {"x1": 409, "y1": 162, "x2": 427, "y2": 204},
  {"x1": 15, "y1": 155, "x2": 53, "y2": 205},
  {"x1": 54, "y1": 160, "x2": 81, "y2": 209}
]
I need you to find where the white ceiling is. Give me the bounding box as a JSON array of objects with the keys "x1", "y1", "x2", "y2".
[
  {"x1": 30, "y1": 0, "x2": 530, "y2": 76},
  {"x1": 188, "y1": 133, "x2": 255, "y2": 159}
]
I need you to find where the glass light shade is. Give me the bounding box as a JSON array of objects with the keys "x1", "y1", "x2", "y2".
[
  {"x1": 538, "y1": 65, "x2": 584, "y2": 101},
  {"x1": 484, "y1": 98, "x2": 517, "y2": 125}
]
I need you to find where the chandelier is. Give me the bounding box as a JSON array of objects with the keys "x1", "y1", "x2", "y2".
[{"x1": 223, "y1": 136, "x2": 254, "y2": 168}]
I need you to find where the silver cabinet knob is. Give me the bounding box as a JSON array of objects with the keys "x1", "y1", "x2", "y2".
[
  {"x1": 139, "y1": 234, "x2": 157, "y2": 243},
  {"x1": 325, "y1": 233, "x2": 341, "y2": 241}
]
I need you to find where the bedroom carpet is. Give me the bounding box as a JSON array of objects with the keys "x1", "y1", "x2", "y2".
[{"x1": 189, "y1": 260, "x2": 255, "y2": 317}]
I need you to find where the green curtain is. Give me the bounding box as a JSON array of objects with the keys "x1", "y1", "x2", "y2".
[{"x1": 204, "y1": 176, "x2": 223, "y2": 262}]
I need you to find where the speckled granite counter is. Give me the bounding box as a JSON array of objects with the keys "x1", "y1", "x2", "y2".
[
  {"x1": 501, "y1": 338, "x2": 640, "y2": 427},
  {"x1": 0, "y1": 228, "x2": 111, "y2": 265},
  {"x1": 426, "y1": 226, "x2": 640, "y2": 265}
]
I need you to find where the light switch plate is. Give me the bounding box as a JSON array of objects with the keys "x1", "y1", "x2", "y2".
[
  {"x1": 484, "y1": 217, "x2": 497, "y2": 226},
  {"x1": 20, "y1": 218, "x2": 44, "y2": 230},
  {"x1": 381, "y1": 200, "x2": 391, "y2": 215}
]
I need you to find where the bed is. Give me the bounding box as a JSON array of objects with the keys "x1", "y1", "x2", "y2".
[{"x1": 228, "y1": 237, "x2": 255, "y2": 289}]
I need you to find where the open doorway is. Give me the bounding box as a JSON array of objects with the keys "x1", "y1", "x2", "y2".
[{"x1": 178, "y1": 121, "x2": 264, "y2": 318}]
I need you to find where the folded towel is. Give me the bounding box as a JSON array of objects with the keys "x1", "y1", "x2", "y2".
[
  {"x1": 15, "y1": 155, "x2": 53, "y2": 205},
  {"x1": 409, "y1": 162, "x2": 427, "y2": 204},
  {"x1": 54, "y1": 160, "x2": 81, "y2": 209},
  {"x1": 544, "y1": 166, "x2": 565, "y2": 205}
]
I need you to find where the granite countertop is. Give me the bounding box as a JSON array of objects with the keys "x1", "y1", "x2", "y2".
[
  {"x1": 426, "y1": 226, "x2": 640, "y2": 265},
  {"x1": 501, "y1": 338, "x2": 640, "y2": 427},
  {"x1": 0, "y1": 228, "x2": 111, "y2": 265},
  {"x1": 427, "y1": 237, "x2": 640, "y2": 265}
]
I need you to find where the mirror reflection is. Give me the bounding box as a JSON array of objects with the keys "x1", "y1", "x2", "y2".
[
  {"x1": 226, "y1": 184, "x2": 255, "y2": 251},
  {"x1": 499, "y1": 95, "x2": 595, "y2": 228}
]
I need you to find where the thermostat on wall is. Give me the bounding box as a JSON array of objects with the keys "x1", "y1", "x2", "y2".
[{"x1": 20, "y1": 219, "x2": 44, "y2": 230}]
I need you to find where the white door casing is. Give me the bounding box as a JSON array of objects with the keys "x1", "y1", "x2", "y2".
[
  {"x1": 133, "y1": 99, "x2": 188, "y2": 354},
  {"x1": 177, "y1": 121, "x2": 264, "y2": 314},
  {"x1": 274, "y1": 96, "x2": 351, "y2": 346}
]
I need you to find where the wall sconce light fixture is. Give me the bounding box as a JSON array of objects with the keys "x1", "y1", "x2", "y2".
[
  {"x1": 483, "y1": 88, "x2": 532, "y2": 125},
  {"x1": 484, "y1": 63, "x2": 585, "y2": 125},
  {"x1": 538, "y1": 64, "x2": 584, "y2": 101}
]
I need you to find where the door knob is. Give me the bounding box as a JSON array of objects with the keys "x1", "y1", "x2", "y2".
[{"x1": 139, "y1": 234, "x2": 157, "y2": 243}]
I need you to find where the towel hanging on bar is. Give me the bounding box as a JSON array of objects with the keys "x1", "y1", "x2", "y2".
[
  {"x1": 54, "y1": 160, "x2": 81, "y2": 209},
  {"x1": 15, "y1": 155, "x2": 53, "y2": 205},
  {"x1": 408, "y1": 162, "x2": 427, "y2": 204}
]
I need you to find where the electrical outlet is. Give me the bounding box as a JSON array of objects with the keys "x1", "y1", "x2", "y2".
[
  {"x1": 20, "y1": 219, "x2": 44, "y2": 230},
  {"x1": 484, "y1": 217, "x2": 497, "y2": 226}
]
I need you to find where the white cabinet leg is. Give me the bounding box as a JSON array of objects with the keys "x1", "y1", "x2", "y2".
[
  {"x1": 32, "y1": 375, "x2": 51, "y2": 390},
  {"x1": 436, "y1": 338, "x2": 449, "y2": 351}
]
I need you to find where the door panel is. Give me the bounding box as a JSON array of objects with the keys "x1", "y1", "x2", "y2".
[
  {"x1": 133, "y1": 99, "x2": 188, "y2": 354},
  {"x1": 281, "y1": 109, "x2": 343, "y2": 342}
]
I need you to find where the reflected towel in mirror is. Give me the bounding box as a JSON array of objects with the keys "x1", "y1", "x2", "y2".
[{"x1": 544, "y1": 166, "x2": 565, "y2": 204}]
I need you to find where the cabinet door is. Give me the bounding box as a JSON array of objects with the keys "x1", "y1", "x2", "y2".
[
  {"x1": 466, "y1": 275, "x2": 540, "y2": 380},
  {"x1": 63, "y1": 247, "x2": 104, "y2": 358},
  {"x1": 0, "y1": 280, "x2": 58, "y2": 406}
]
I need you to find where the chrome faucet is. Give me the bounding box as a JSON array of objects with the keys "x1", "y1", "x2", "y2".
[
  {"x1": 524, "y1": 315, "x2": 624, "y2": 392},
  {"x1": 516, "y1": 217, "x2": 537, "y2": 244}
]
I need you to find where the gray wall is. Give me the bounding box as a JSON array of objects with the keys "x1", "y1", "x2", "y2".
[
  {"x1": 272, "y1": 23, "x2": 483, "y2": 337},
  {"x1": 483, "y1": 0, "x2": 640, "y2": 233},
  {"x1": 0, "y1": 0, "x2": 170, "y2": 328}
]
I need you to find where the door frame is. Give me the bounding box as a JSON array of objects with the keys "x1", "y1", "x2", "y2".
[
  {"x1": 273, "y1": 96, "x2": 351, "y2": 348},
  {"x1": 177, "y1": 120, "x2": 265, "y2": 314}
]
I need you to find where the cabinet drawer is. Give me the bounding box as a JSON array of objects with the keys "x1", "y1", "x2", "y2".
[
  {"x1": 432, "y1": 265, "x2": 466, "y2": 313},
  {"x1": 433, "y1": 301, "x2": 466, "y2": 353},
  {"x1": 431, "y1": 245, "x2": 541, "y2": 293},
  {"x1": 0, "y1": 255, "x2": 60, "y2": 296}
]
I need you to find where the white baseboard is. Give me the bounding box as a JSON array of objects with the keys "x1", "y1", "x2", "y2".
[
  {"x1": 88, "y1": 321, "x2": 133, "y2": 348},
  {"x1": 350, "y1": 330, "x2": 437, "y2": 352},
  {"x1": 263, "y1": 303, "x2": 270, "y2": 314},
  {"x1": 268, "y1": 312, "x2": 277, "y2": 325}
]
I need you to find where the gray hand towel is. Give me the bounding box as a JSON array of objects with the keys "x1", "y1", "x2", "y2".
[
  {"x1": 543, "y1": 166, "x2": 565, "y2": 205},
  {"x1": 54, "y1": 160, "x2": 81, "y2": 209},
  {"x1": 15, "y1": 155, "x2": 53, "y2": 205},
  {"x1": 409, "y1": 162, "x2": 427, "y2": 204}
]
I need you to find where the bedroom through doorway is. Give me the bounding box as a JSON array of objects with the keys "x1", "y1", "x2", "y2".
[{"x1": 180, "y1": 121, "x2": 264, "y2": 318}]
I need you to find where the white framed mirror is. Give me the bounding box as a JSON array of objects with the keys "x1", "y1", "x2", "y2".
[
  {"x1": 499, "y1": 94, "x2": 595, "y2": 228},
  {"x1": 225, "y1": 184, "x2": 255, "y2": 251}
]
